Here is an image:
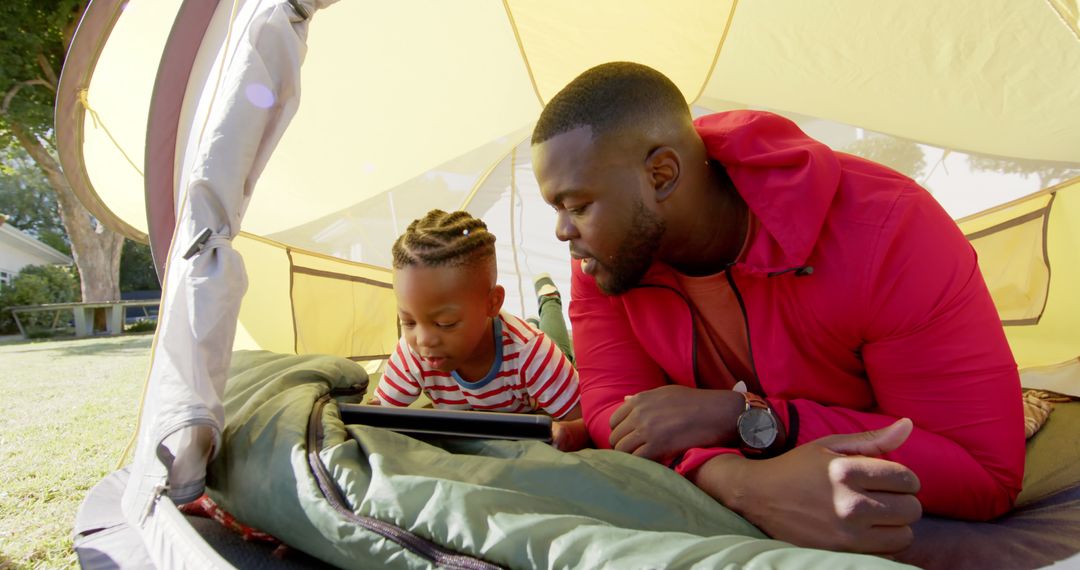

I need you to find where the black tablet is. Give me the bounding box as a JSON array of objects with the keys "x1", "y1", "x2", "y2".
[{"x1": 338, "y1": 403, "x2": 553, "y2": 442}]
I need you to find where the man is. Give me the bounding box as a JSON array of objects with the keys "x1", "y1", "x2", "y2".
[{"x1": 530, "y1": 62, "x2": 1024, "y2": 554}]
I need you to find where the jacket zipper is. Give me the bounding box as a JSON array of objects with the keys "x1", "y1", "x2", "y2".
[
  {"x1": 306, "y1": 393, "x2": 503, "y2": 570},
  {"x1": 634, "y1": 276, "x2": 762, "y2": 395},
  {"x1": 723, "y1": 267, "x2": 765, "y2": 396}
]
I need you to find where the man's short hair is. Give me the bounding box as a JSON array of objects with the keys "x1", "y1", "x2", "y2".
[{"x1": 531, "y1": 61, "x2": 691, "y2": 146}]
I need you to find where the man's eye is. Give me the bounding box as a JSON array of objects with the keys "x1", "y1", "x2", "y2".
[
  {"x1": 568, "y1": 204, "x2": 589, "y2": 215},
  {"x1": 400, "y1": 321, "x2": 416, "y2": 328}
]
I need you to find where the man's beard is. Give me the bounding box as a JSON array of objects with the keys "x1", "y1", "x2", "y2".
[{"x1": 596, "y1": 199, "x2": 664, "y2": 296}]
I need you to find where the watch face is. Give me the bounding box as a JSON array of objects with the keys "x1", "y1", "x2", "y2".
[{"x1": 738, "y1": 408, "x2": 778, "y2": 449}]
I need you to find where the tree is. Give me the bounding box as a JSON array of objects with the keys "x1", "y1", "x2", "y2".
[
  {"x1": 0, "y1": 264, "x2": 79, "y2": 334},
  {"x1": 3, "y1": 145, "x2": 159, "y2": 294},
  {"x1": 0, "y1": 145, "x2": 69, "y2": 254},
  {"x1": 842, "y1": 134, "x2": 929, "y2": 184},
  {"x1": 967, "y1": 156, "x2": 1080, "y2": 190},
  {"x1": 120, "y1": 240, "x2": 160, "y2": 293},
  {"x1": 0, "y1": 0, "x2": 125, "y2": 303}
]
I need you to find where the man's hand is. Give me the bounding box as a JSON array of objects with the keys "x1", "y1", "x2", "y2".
[
  {"x1": 693, "y1": 419, "x2": 922, "y2": 554},
  {"x1": 609, "y1": 385, "x2": 744, "y2": 462}
]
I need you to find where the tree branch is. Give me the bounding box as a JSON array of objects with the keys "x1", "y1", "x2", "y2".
[
  {"x1": 63, "y1": 1, "x2": 91, "y2": 52},
  {"x1": 7, "y1": 122, "x2": 63, "y2": 185},
  {"x1": 37, "y1": 53, "x2": 59, "y2": 89},
  {"x1": 9, "y1": 119, "x2": 126, "y2": 303},
  {"x1": 1, "y1": 79, "x2": 55, "y2": 116}
]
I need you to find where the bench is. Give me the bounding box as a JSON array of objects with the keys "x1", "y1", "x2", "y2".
[{"x1": 7, "y1": 300, "x2": 160, "y2": 339}]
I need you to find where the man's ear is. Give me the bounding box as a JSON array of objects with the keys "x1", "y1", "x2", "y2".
[
  {"x1": 645, "y1": 146, "x2": 681, "y2": 203},
  {"x1": 488, "y1": 284, "x2": 505, "y2": 317}
]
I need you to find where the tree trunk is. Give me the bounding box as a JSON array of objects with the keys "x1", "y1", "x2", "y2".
[{"x1": 9, "y1": 122, "x2": 124, "y2": 302}]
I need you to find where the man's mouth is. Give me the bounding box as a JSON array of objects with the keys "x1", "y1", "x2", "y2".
[
  {"x1": 580, "y1": 257, "x2": 598, "y2": 275},
  {"x1": 571, "y1": 250, "x2": 598, "y2": 276}
]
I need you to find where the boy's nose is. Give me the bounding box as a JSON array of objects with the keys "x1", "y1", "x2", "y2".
[{"x1": 416, "y1": 327, "x2": 439, "y2": 347}]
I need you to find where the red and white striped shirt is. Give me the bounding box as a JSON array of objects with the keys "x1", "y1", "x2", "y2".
[{"x1": 375, "y1": 312, "x2": 579, "y2": 418}]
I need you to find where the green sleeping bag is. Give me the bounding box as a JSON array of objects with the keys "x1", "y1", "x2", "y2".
[{"x1": 206, "y1": 350, "x2": 910, "y2": 569}]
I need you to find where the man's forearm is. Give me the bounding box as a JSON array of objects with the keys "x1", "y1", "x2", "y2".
[
  {"x1": 687, "y1": 453, "x2": 749, "y2": 513},
  {"x1": 786, "y1": 399, "x2": 1021, "y2": 519},
  {"x1": 685, "y1": 422, "x2": 923, "y2": 554}
]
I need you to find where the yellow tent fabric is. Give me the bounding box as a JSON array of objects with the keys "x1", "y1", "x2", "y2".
[
  {"x1": 959, "y1": 180, "x2": 1080, "y2": 372},
  {"x1": 57, "y1": 0, "x2": 1080, "y2": 382}
]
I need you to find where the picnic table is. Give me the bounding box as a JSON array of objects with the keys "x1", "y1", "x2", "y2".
[{"x1": 7, "y1": 300, "x2": 159, "y2": 339}]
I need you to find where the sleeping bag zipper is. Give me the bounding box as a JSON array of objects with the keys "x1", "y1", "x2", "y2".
[{"x1": 306, "y1": 393, "x2": 503, "y2": 570}]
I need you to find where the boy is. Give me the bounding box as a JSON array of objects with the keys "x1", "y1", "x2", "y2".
[{"x1": 372, "y1": 209, "x2": 588, "y2": 451}]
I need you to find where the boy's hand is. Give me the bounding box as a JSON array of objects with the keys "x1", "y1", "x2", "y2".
[{"x1": 552, "y1": 418, "x2": 590, "y2": 451}]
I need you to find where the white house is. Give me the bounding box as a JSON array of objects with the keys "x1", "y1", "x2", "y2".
[{"x1": 0, "y1": 214, "x2": 73, "y2": 287}]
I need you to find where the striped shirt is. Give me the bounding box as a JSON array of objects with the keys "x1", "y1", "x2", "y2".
[{"x1": 375, "y1": 312, "x2": 579, "y2": 418}]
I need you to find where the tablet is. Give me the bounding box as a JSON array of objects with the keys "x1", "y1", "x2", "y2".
[{"x1": 338, "y1": 404, "x2": 553, "y2": 442}]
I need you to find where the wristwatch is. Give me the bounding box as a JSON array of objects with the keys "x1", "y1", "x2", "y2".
[{"x1": 734, "y1": 382, "x2": 785, "y2": 457}]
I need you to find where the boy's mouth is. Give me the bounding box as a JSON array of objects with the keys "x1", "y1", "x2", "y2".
[{"x1": 423, "y1": 356, "x2": 449, "y2": 368}]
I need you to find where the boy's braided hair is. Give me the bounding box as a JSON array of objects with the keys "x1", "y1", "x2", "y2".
[{"x1": 392, "y1": 209, "x2": 496, "y2": 269}]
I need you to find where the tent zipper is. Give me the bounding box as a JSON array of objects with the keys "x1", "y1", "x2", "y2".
[{"x1": 306, "y1": 393, "x2": 503, "y2": 570}]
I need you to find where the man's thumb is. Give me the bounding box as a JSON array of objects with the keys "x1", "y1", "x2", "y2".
[{"x1": 822, "y1": 418, "x2": 914, "y2": 456}]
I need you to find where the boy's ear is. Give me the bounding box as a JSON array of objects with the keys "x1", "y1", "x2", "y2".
[{"x1": 488, "y1": 284, "x2": 505, "y2": 317}]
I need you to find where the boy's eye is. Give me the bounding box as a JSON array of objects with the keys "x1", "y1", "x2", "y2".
[
  {"x1": 437, "y1": 321, "x2": 460, "y2": 329},
  {"x1": 400, "y1": 321, "x2": 416, "y2": 328}
]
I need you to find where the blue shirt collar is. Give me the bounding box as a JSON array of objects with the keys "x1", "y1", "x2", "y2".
[{"x1": 451, "y1": 317, "x2": 503, "y2": 389}]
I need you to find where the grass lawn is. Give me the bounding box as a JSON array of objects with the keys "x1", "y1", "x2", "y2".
[{"x1": 0, "y1": 334, "x2": 152, "y2": 570}]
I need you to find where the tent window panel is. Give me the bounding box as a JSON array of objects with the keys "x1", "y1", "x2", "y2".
[
  {"x1": 291, "y1": 269, "x2": 397, "y2": 360},
  {"x1": 966, "y1": 205, "x2": 1051, "y2": 326},
  {"x1": 349, "y1": 283, "x2": 398, "y2": 360}
]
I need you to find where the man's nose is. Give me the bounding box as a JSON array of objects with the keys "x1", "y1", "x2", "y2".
[{"x1": 555, "y1": 211, "x2": 579, "y2": 242}]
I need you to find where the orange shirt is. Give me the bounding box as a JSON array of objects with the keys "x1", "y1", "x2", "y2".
[{"x1": 673, "y1": 216, "x2": 758, "y2": 390}]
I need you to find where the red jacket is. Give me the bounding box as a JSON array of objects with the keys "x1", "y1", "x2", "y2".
[{"x1": 570, "y1": 111, "x2": 1024, "y2": 520}]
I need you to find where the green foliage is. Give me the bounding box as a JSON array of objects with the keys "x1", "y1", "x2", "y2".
[
  {"x1": 0, "y1": 0, "x2": 87, "y2": 142},
  {"x1": 2, "y1": 1, "x2": 126, "y2": 308},
  {"x1": 121, "y1": 239, "x2": 160, "y2": 292},
  {"x1": 842, "y1": 134, "x2": 928, "y2": 182},
  {"x1": 37, "y1": 227, "x2": 71, "y2": 255},
  {"x1": 125, "y1": 318, "x2": 157, "y2": 333},
  {"x1": 1, "y1": 146, "x2": 68, "y2": 251},
  {"x1": 0, "y1": 263, "x2": 79, "y2": 333},
  {"x1": 968, "y1": 156, "x2": 1080, "y2": 189}
]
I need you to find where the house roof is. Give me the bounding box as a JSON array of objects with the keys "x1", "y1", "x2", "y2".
[{"x1": 0, "y1": 214, "x2": 74, "y2": 266}]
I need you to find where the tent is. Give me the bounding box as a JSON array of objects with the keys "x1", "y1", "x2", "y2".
[{"x1": 57, "y1": 0, "x2": 1080, "y2": 567}]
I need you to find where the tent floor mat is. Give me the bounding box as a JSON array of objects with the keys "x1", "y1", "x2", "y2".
[{"x1": 73, "y1": 468, "x2": 334, "y2": 569}]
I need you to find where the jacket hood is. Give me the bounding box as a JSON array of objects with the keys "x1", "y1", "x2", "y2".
[{"x1": 694, "y1": 111, "x2": 841, "y2": 273}]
